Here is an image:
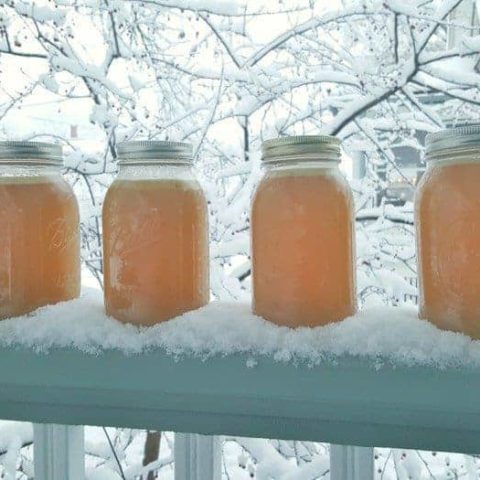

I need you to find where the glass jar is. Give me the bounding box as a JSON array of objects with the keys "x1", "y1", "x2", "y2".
[
  {"x1": 103, "y1": 141, "x2": 209, "y2": 325},
  {"x1": 416, "y1": 125, "x2": 480, "y2": 338},
  {"x1": 0, "y1": 141, "x2": 80, "y2": 319},
  {"x1": 251, "y1": 135, "x2": 356, "y2": 327}
]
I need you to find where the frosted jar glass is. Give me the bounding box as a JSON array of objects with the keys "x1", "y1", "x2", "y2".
[
  {"x1": 252, "y1": 136, "x2": 356, "y2": 327},
  {"x1": 416, "y1": 125, "x2": 480, "y2": 338},
  {"x1": 103, "y1": 141, "x2": 209, "y2": 326},
  {"x1": 0, "y1": 142, "x2": 80, "y2": 319}
]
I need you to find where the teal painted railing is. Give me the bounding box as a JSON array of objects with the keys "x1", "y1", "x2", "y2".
[{"x1": 1, "y1": 346, "x2": 478, "y2": 479}]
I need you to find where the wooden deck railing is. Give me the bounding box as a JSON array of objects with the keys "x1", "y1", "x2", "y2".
[{"x1": 0, "y1": 345, "x2": 478, "y2": 479}]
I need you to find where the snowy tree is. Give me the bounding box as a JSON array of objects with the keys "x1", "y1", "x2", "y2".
[
  {"x1": 3, "y1": 0, "x2": 480, "y2": 304},
  {"x1": 1, "y1": 0, "x2": 480, "y2": 478}
]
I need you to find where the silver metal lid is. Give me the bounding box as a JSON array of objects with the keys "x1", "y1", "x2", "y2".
[
  {"x1": 117, "y1": 141, "x2": 193, "y2": 164},
  {"x1": 262, "y1": 135, "x2": 340, "y2": 162},
  {"x1": 0, "y1": 141, "x2": 63, "y2": 165},
  {"x1": 425, "y1": 124, "x2": 480, "y2": 159}
]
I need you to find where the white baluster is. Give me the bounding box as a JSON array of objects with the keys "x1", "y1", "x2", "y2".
[
  {"x1": 330, "y1": 445, "x2": 374, "y2": 480},
  {"x1": 34, "y1": 424, "x2": 84, "y2": 480},
  {"x1": 174, "y1": 434, "x2": 221, "y2": 480}
]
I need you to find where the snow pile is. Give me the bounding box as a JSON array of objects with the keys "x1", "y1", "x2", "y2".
[
  {"x1": 0, "y1": 421, "x2": 32, "y2": 479},
  {"x1": 0, "y1": 289, "x2": 479, "y2": 368}
]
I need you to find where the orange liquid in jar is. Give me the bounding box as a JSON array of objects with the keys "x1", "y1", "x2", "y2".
[
  {"x1": 103, "y1": 179, "x2": 209, "y2": 326},
  {"x1": 252, "y1": 169, "x2": 356, "y2": 327},
  {"x1": 0, "y1": 176, "x2": 80, "y2": 319},
  {"x1": 416, "y1": 161, "x2": 480, "y2": 338}
]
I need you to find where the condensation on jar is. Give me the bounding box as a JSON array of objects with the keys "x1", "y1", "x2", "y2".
[
  {"x1": 0, "y1": 141, "x2": 80, "y2": 320},
  {"x1": 416, "y1": 125, "x2": 480, "y2": 338},
  {"x1": 251, "y1": 135, "x2": 356, "y2": 327},
  {"x1": 103, "y1": 141, "x2": 209, "y2": 326}
]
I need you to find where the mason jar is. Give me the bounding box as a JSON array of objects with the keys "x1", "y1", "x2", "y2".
[
  {"x1": 416, "y1": 125, "x2": 480, "y2": 338},
  {"x1": 103, "y1": 141, "x2": 209, "y2": 326},
  {"x1": 251, "y1": 135, "x2": 356, "y2": 327},
  {"x1": 0, "y1": 141, "x2": 80, "y2": 319}
]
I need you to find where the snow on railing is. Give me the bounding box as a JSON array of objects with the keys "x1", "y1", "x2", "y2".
[{"x1": 0, "y1": 288, "x2": 478, "y2": 368}]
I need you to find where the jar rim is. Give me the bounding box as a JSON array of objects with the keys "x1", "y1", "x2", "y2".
[
  {"x1": 0, "y1": 141, "x2": 63, "y2": 165},
  {"x1": 261, "y1": 135, "x2": 340, "y2": 162},
  {"x1": 425, "y1": 124, "x2": 480, "y2": 160},
  {"x1": 117, "y1": 140, "x2": 193, "y2": 165},
  {"x1": 261, "y1": 153, "x2": 341, "y2": 165}
]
